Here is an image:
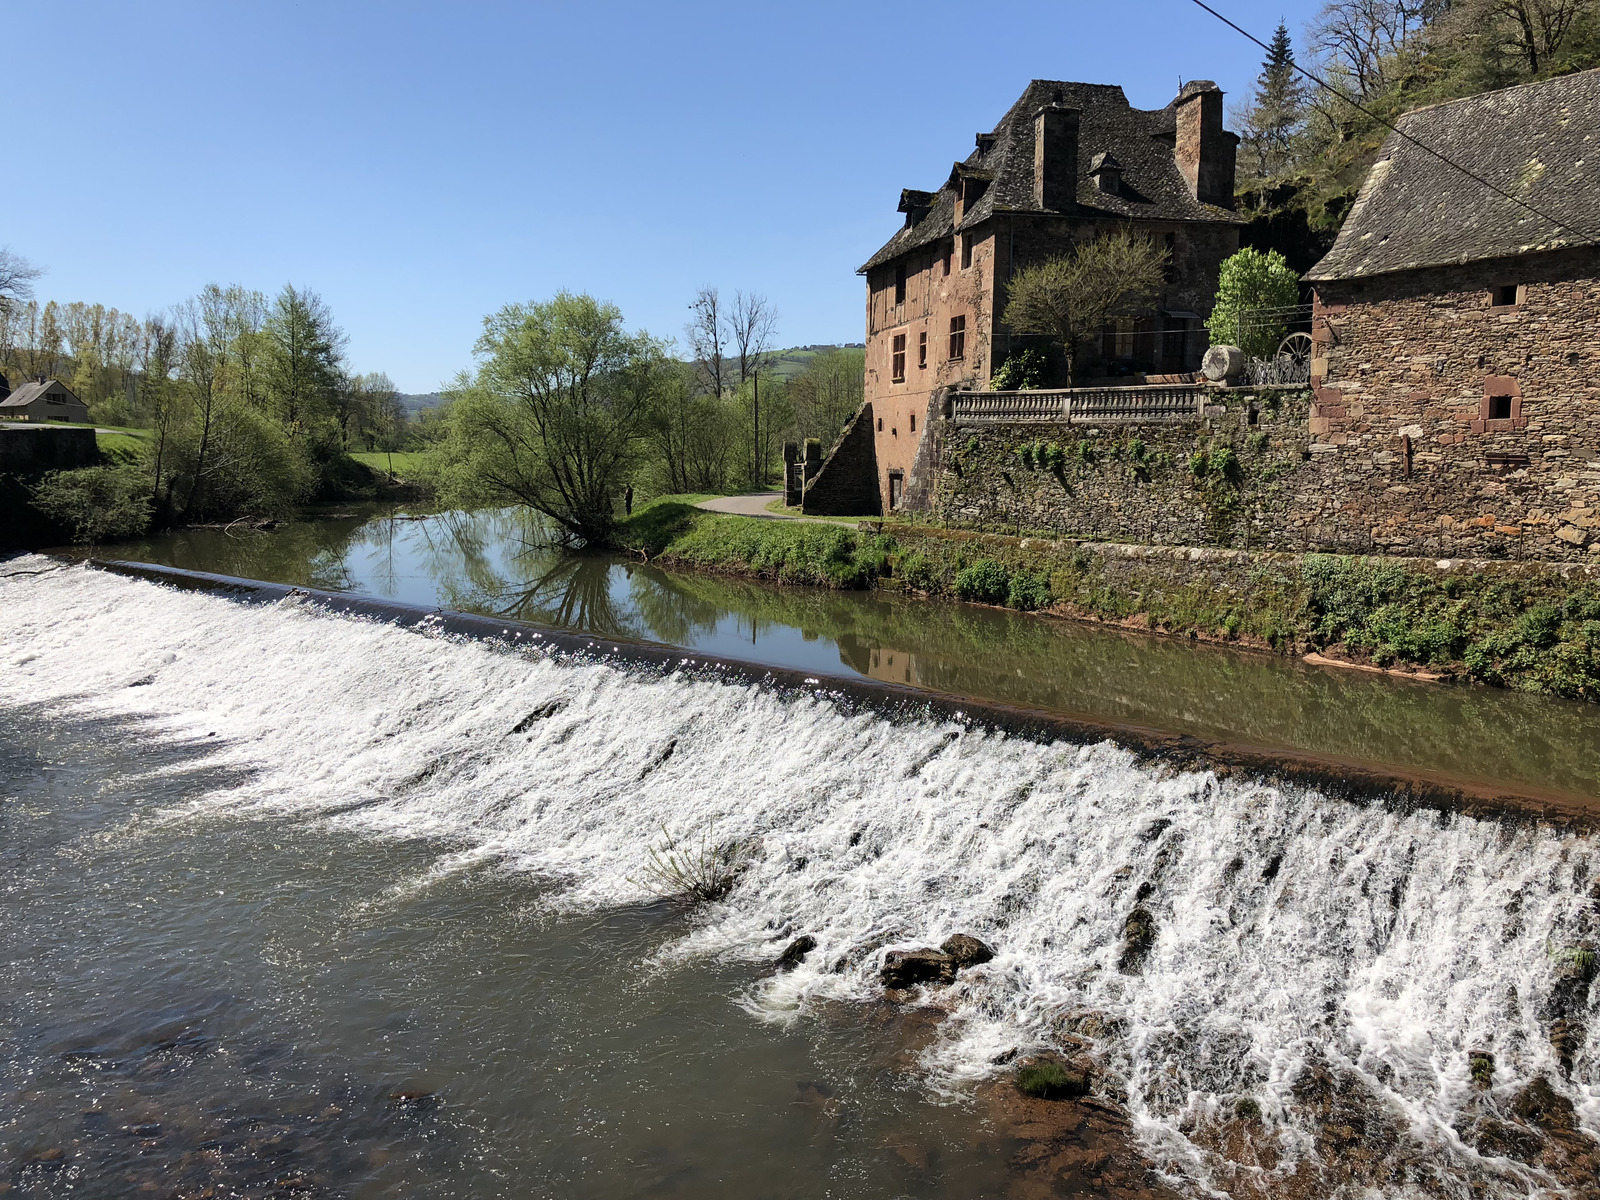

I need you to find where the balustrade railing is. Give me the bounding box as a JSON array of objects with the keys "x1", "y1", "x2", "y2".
[{"x1": 949, "y1": 384, "x2": 1207, "y2": 424}]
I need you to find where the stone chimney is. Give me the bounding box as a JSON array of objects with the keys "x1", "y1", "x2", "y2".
[
  {"x1": 1172, "y1": 80, "x2": 1237, "y2": 208},
  {"x1": 1033, "y1": 102, "x2": 1080, "y2": 211}
]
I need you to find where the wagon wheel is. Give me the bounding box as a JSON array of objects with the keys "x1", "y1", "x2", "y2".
[{"x1": 1277, "y1": 331, "x2": 1313, "y2": 368}]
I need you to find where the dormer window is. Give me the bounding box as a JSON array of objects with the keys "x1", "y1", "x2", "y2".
[{"x1": 1089, "y1": 151, "x2": 1123, "y2": 195}]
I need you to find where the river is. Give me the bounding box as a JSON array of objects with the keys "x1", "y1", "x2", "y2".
[{"x1": 3, "y1": 504, "x2": 1597, "y2": 1197}]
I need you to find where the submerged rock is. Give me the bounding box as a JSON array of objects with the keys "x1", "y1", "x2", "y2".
[
  {"x1": 1513, "y1": 1076, "x2": 1577, "y2": 1131},
  {"x1": 1118, "y1": 907, "x2": 1156, "y2": 973},
  {"x1": 940, "y1": 933, "x2": 995, "y2": 968},
  {"x1": 776, "y1": 935, "x2": 817, "y2": 971},
  {"x1": 1468, "y1": 1050, "x2": 1495, "y2": 1089},
  {"x1": 879, "y1": 948, "x2": 956, "y2": 989}
]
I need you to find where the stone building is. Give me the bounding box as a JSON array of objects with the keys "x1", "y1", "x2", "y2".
[
  {"x1": 1304, "y1": 69, "x2": 1600, "y2": 558},
  {"x1": 853, "y1": 78, "x2": 1242, "y2": 513}
]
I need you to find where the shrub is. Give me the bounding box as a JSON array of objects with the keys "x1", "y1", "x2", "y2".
[
  {"x1": 1209, "y1": 447, "x2": 1240, "y2": 480},
  {"x1": 990, "y1": 347, "x2": 1047, "y2": 390},
  {"x1": 31, "y1": 465, "x2": 152, "y2": 544},
  {"x1": 896, "y1": 551, "x2": 938, "y2": 592},
  {"x1": 1206, "y1": 247, "x2": 1301, "y2": 357},
  {"x1": 1247, "y1": 430, "x2": 1270, "y2": 452},
  {"x1": 1008, "y1": 569, "x2": 1052, "y2": 611},
  {"x1": 954, "y1": 558, "x2": 1010, "y2": 604},
  {"x1": 1016, "y1": 443, "x2": 1036, "y2": 469},
  {"x1": 1041, "y1": 443, "x2": 1065, "y2": 471},
  {"x1": 632, "y1": 823, "x2": 750, "y2": 905},
  {"x1": 1016, "y1": 1060, "x2": 1090, "y2": 1100},
  {"x1": 1189, "y1": 450, "x2": 1211, "y2": 478}
]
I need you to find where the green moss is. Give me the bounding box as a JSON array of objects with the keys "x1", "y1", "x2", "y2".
[{"x1": 1016, "y1": 1060, "x2": 1090, "y2": 1100}]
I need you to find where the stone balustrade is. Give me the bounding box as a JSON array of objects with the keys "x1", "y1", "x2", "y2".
[{"x1": 949, "y1": 384, "x2": 1207, "y2": 425}]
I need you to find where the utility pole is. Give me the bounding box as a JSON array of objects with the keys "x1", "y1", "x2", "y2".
[{"x1": 752, "y1": 370, "x2": 760, "y2": 489}]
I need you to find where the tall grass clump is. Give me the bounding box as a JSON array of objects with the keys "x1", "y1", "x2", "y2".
[{"x1": 632, "y1": 824, "x2": 751, "y2": 905}]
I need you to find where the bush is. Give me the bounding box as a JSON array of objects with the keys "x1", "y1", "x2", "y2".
[
  {"x1": 1008, "y1": 569, "x2": 1052, "y2": 611},
  {"x1": 31, "y1": 465, "x2": 152, "y2": 544},
  {"x1": 990, "y1": 347, "x2": 1047, "y2": 390},
  {"x1": 1016, "y1": 1060, "x2": 1090, "y2": 1100},
  {"x1": 1206, "y1": 247, "x2": 1301, "y2": 358},
  {"x1": 954, "y1": 558, "x2": 1010, "y2": 604}
]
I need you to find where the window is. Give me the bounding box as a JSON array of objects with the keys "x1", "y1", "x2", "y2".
[
  {"x1": 894, "y1": 263, "x2": 906, "y2": 306},
  {"x1": 877, "y1": 417, "x2": 883, "y2": 431},
  {"x1": 1492, "y1": 284, "x2": 1520, "y2": 307},
  {"x1": 1488, "y1": 392, "x2": 1513, "y2": 420},
  {"x1": 909, "y1": 413, "x2": 916, "y2": 431},
  {"x1": 960, "y1": 233, "x2": 973, "y2": 270},
  {"x1": 948, "y1": 315, "x2": 966, "y2": 361},
  {"x1": 941, "y1": 242, "x2": 952, "y2": 276},
  {"x1": 891, "y1": 333, "x2": 906, "y2": 382},
  {"x1": 918, "y1": 331, "x2": 928, "y2": 369}
]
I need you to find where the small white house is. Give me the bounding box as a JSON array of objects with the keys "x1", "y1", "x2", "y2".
[{"x1": 0, "y1": 377, "x2": 90, "y2": 423}]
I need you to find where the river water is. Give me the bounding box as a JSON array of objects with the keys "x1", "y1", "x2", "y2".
[{"x1": 4, "y1": 507, "x2": 1598, "y2": 1197}]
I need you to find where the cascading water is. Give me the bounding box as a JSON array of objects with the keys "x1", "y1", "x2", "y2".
[{"x1": 3, "y1": 559, "x2": 1596, "y2": 1198}]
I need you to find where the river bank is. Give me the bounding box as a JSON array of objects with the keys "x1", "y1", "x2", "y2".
[{"x1": 617, "y1": 500, "x2": 1600, "y2": 703}]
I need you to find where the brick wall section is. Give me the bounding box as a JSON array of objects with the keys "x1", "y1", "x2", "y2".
[
  {"x1": 1308, "y1": 247, "x2": 1600, "y2": 561},
  {"x1": 803, "y1": 402, "x2": 883, "y2": 517}
]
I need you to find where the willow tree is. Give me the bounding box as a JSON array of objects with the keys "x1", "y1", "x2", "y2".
[
  {"x1": 433, "y1": 292, "x2": 667, "y2": 545},
  {"x1": 1001, "y1": 230, "x2": 1168, "y2": 384}
]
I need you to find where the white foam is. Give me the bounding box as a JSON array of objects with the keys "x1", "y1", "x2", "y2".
[{"x1": 3, "y1": 558, "x2": 1596, "y2": 1196}]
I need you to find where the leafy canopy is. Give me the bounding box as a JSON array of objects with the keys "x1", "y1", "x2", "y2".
[
  {"x1": 430, "y1": 291, "x2": 669, "y2": 544},
  {"x1": 1206, "y1": 248, "x2": 1301, "y2": 358},
  {"x1": 1001, "y1": 230, "x2": 1168, "y2": 382}
]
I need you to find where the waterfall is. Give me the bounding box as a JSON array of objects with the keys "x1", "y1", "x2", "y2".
[{"x1": 4, "y1": 560, "x2": 1596, "y2": 1197}]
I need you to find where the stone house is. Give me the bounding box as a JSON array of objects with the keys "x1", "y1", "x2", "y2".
[
  {"x1": 1304, "y1": 69, "x2": 1600, "y2": 558},
  {"x1": 853, "y1": 78, "x2": 1243, "y2": 513},
  {"x1": 0, "y1": 377, "x2": 90, "y2": 424}
]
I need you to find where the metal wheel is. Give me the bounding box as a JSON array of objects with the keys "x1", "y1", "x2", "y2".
[{"x1": 1278, "y1": 331, "x2": 1313, "y2": 368}]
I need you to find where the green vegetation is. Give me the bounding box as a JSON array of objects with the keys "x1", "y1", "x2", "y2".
[
  {"x1": 1015, "y1": 1060, "x2": 1090, "y2": 1100},
  {"x1": 1235, "y1": 6, "x2": 1600, "y2": 263},
  {"x1": 1206, "y1": 248, "x2": 1301, "y2": 356},
  {"x1": 1001, "y1": 230, "x2": 1169, "y2": 384},
  {"x1": 30, "y1": 464, "x2": 151, "y2": 543},
  {"x1": 351, "y1": 451, "x2": 428, "y2": 477},
  {"x1": 613, "y1": 505, "x2": 1600, "y2": 702}
]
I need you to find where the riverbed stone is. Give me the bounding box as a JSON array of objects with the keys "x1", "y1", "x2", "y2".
[
  {"x1": 879, "y1": 948, "x2": 956, "y2": 988},
  {"x1": 776, "y1": 935, "x2": 817, "y2": 971},
  {"x1": 939, "y1": 933, "x2": 996, "y2": 968}
]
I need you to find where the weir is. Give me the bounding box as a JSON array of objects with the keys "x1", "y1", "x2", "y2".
[{"x1": 3, "y1": 556, "x2": 1598, "y2": 1197}]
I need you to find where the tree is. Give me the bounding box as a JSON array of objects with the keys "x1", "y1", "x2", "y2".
[
  {"x1": 1205, "y1": 248, "x2": 1302, "y2": 358},
  {"x1": 1433, "y1": 0, "x2": 1597, "y2": 76},
  {"x1": 1310, "y1": 0, "x2": 1432, "y2": 100},
  {"x1": 1234, "y1": 23, "x2": 1309, "y2": 201},
  {"x1": 432, "y1": 292, "x2": 668, "y2": 544},
  {"x1": 1001, "y1": 230, "x2": 1169, "y2": 383},
  {"x1": 262, "y1": 284, "x2": 345, "y2": 433},
  {"x1": 788, "y1": 347, "x2": 864, "y2": 445},
  {"x1": 728, "y1": 291, "x2": 778, "y2": 388},
  {"x1": 685, "y1": 286, "x2": 727, "y2": 399},
  {"x1": 0, "y1": 247, "x2": 42, "y2": 304}
]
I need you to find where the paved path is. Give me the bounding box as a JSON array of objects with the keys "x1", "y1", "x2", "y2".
[{"x1": 695, "y1": 493, "x2": 852, "y2": 525}]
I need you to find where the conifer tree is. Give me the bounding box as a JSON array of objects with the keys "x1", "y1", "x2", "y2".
[{"x1": 1235, "y1": 21, "x2": 1308, "y2": 203}]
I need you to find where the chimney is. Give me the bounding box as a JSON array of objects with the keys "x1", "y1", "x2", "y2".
[
  {"x1": 1033, "y1": 102, "x2": 1080, "y2": 211},
  {"x1": 1172, "y1": 80, "x2": 1237, "y2": 208}
]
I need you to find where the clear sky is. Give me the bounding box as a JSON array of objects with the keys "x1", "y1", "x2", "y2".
[{"x1": 3, "y1": 0, "x2": 1314, "y2": 392}]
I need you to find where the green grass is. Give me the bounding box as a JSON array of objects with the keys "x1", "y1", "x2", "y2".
[
  {"x1": 96, "y1": 432, "x2": 149, "y2": 464},
  {"x1": 351, "y1": 451, "x2": 427, "y2": 476}
]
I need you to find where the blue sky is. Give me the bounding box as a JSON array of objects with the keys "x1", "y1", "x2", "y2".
[{"x1": 4, "y1": 0, "x2": 1314, "y2": 392}]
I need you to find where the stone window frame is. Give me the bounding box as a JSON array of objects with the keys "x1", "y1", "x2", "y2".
[
  {"x1": 1474, "y1": 374, "x2": 1525, "y2": 432},
  {"x1": 891, "y1": 333, "x2": 907, "y2": 383},
  {"x1": 961, "y1": 233, "x2": 973, "y2": 271},
  {"x1": 1488, "y1": 282, "x2": 1525, "y2": 309},
  {"x1": 888, "y1": 469, "x2": 905, "y2": 510}
]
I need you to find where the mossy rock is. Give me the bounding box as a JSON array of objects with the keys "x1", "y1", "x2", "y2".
[{"x1": 1015, "y1": 1057, "x2": 1091, "y2": 1101}]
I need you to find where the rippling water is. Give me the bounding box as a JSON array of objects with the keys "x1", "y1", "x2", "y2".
[{"x1": 3, "y1": 559, "x2": 1597, "y2": 1197}]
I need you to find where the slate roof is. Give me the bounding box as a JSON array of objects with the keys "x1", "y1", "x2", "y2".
[
  {"x1": 0, "y1": 379, "x2": 82, "y2": 409},
  {"x1": 859, "y1": 79, "x2": 1242, "y2": 274},
  {"x1": 1306, "y1": 68, "x2": 1600, "y2": 281}
]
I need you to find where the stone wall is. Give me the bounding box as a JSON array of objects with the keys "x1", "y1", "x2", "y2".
[
  {"x1": 803, "y1": 402, "x2": 882, "y2": 517},
  {"x1": 0, "y1": 424, "x2": 99, "y2": 473},
  {"x1": 924, "y1": 388, "x2": 1319, "y2": 549},
  {"x1": 1309, "y1": 246, "x2": 1600, "y2": 561}
]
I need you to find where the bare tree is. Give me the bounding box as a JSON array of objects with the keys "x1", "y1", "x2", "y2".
[
  {"x1": 728, "y1": 291, "x2": 778, "y2": 387},
  {"x1": 1441, "y1": 0, "x2": 1593, "y2": 73},
  {"x1": 0, "y1": 247, "x2": 42, "y2": 304},
  {"x1": 1310, "y1": 0, "x2": 1431, "y2": 98},
  {"x1": 684, "y1": 286, "x2": 727, "y2": 398}
]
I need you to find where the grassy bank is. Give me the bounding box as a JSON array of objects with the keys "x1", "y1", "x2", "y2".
[{"x1": 615, "y1": 501, "x2": 1600, "y2": 702}]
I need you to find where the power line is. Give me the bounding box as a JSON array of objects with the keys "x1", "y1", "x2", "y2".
[{"x1": 1187, "y1": 0, "x2": 1600, "y2": 245}]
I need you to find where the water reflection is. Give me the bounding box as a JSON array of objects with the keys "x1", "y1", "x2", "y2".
[{"x1": 99, "y1": 503, "x2": 1600, "y2": 802}]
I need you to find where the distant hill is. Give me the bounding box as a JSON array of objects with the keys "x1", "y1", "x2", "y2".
[
  {"x1": 397, "y1": 392, "x2": 444, "y2": 416},
  {"x1": 760, "y1": 344, "x2": 864, "y2": 383}
]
